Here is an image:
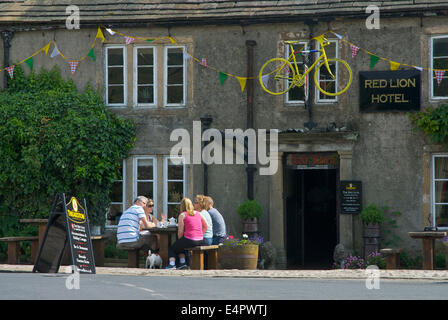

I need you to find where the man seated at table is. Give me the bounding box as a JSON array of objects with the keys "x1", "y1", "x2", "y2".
[{"x1": 117, "y1": 196, "x2": 161, "y2": 252}]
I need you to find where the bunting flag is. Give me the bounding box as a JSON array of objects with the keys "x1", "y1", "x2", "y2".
[
  {"x1": 390, "y1": 61, "x2": 400, "y2": 71},
  {"x1": 219, "y1": 72, "x2": 228, "y2": 85},
  {"x1": 106, "y1": 28, "x2": 115, "y2": 35},
  {"x1": 87, "y1": 48, "x2": 96, "y2": 62},
  {"x1": 69, "y1": 61, "x2": 79, "y2": 75},
  {"x1": 6, "y1": 65, "x2": 14, "y2": 79},
  {"x1": 95, "y1": 27, "x2": 105, "y2": 43},
  {"x1": 42, "y1": 42, "x2": 51, "y2": 55},
  {"x1": 50, "y1": 46, "x2": 60, "y2": 58},
  {"x1": 25, "y1": 57, "x2": 33, "y2": 70},
  {"x1": 146, "y1": 39, "x2": 154, "y2": 43},
  {"x1": 350, "y1": 45, "x2": 360, "y2": 58},
  {"x1": 369, "y1": 55, "x2": 380, "y2": 69},
  {"x1": 236, "y1": 77, "x2": 247, "y2": 92},
  {"x1": 414, "y1": 66, "x2": 423, "y2": 72},
  {"x1": 183, "y1": 51, "x2": 191, "y2": 61},
  {"x1": 200, "y1": 58, "x2": 208, "y2": 67},
  {"x1": 261, "y1": 74, "x2": 270, "y2": 88},
  {"x1": 333, "y1": 32, "x2": 343, "y2": 40},
  {"x1": 435, "y1": 70, "x2": 445, "y2": 86},
  {"x1": 125, "y1": 36, "x2": 135, "y2": 46}
]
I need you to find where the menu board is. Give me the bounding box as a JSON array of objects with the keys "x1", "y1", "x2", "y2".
[
  {"x1": 33, "y1": 193, "x2": 96, "y2": 274},
  {"x1": 340, "y1": 181, "x2": 362, "y2": 214}
]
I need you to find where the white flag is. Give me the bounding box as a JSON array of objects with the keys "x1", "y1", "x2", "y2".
[
  {"x1": 261, "y1": 74, "x2": 270, "y2": 88},
  {"x1": 106, "y1": 28, "x2": 115, "y2": 35},
  {"x1": 50, "y1": 46, "x2": 60, "y2": 58}
]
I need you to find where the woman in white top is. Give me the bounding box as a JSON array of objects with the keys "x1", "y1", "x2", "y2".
[{"x1": 194, "y1": 194, "x2": 213, "y2": 245}]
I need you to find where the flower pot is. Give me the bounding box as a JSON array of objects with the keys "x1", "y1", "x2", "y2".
[
  {"x1": 242, "y1": 218, "x2": 259, "y2": 233},
  {"x1": 363, "y1": 223, "x2": 380, "y2": 259},
  {"x1": 218, "y1": 244, "x2": 259, "y2": 270}
]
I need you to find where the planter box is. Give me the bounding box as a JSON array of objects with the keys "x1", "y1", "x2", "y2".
[{"x1": 218, "y1": 244, "x2": 259, "y2": 270}]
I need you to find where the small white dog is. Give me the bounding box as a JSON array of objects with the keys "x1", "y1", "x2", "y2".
[{"x1": 145, "y1": 250, "x2": 163, "y2": 269}]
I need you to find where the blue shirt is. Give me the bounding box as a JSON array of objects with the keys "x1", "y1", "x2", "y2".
[{"x1": 208, "y1": 207, "x2": 226, "y2": 237}]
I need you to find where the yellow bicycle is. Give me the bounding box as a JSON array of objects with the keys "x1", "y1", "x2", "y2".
[{"x1": 259, "y1": 35, "x2": 352, "y2": 96}]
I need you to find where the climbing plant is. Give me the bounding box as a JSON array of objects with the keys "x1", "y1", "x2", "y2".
[{"x1": 410, "y1": 104, "x2": 448, "y2": 146}]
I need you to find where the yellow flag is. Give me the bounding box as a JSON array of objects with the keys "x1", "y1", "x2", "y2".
[
  {"x1": 96, "y1": 27, "x2": 105, "y2": 43},
  {"x1": 42, "y1": 42, "x2": 51, "y2": 55},
  {"x1": 237, "y1": 77, "x2": 247, "y2": 92},
  {"x1": 390, "y1": 61, "x2": 400, "y2": 71}
]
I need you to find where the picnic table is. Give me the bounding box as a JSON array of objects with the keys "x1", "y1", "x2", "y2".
[
  {"x1": 408, "y1": 231, "x2": 447, "y2": 270},
  {"x1": 19, "y1": 219, "x2": 48, "y2": 247},
  {"x1": 143, "y1": 226, "x2": 178, "y2": 268}
]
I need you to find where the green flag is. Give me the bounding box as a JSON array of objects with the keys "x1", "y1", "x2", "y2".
[
  {"x1": 219, "y1": 72, "x2": 228, "y2": 85},
  {"x1": 370, "y1": 55, "x2": 380, "y2": 69},
  {"x1": 88, "y1": 48, "x2": 96, "y2": 62},
  {"x1": 146, "y1": 39, "x2": 154, "y2": 43},
  {"x1": 25, "y1": 57, "x2": 33, "y2": 70}
]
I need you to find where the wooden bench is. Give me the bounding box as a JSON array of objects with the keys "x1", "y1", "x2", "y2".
[
  {"x1": 380, "y1": 248, "x2": 401, "y2": 269},
  {"x1": 0, "y1": 236, "x2": 39, "y2": 264},
  {"x1": 186, "y1": 245, "x2": 219, "y2": 270}
]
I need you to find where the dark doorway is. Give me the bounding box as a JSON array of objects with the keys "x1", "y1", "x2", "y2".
[{"x1": 285, "y1": 168, "x2": 338, "y2": 269}]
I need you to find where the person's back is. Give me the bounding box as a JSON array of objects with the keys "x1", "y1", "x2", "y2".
[
  {"x1": 117, "y1": 204, "x2": 145, "y2": 244},
  {"x1": 208, "y1": 207, "x2": 226, "y2": 237},
  {"x1": 183, "y1": 211, "x2": 204, "y2": 241}
]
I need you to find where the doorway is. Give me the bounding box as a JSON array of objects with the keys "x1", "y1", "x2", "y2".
[{"x1": 285, "y1": 167, "x2": 338, "y2": 269}]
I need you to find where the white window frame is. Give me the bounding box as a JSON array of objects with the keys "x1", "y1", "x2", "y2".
[
  {"x1": 431, "y1": 154, "x2": 448, "y2": 230},
  {"x1": 133, "y1": 45, "x2": 157, "y2": 108},
  {"x1": 133, "y1": 156, "x2": 157, "y2": 217},
  {"x1": 163, "y1": 156, "x2": 186, "y2": 217},
  {"x1": 285, "y1": 41, "x2": 308, "y2": 105},
  {"x1": 106, "y1": 160, "x2": 126, "y2": 229},
  {"x1": 430, "y1": 35, "x2": 448, "y2": 100},
  {"x1": 315, "y1": 39, "x2": 338, "y2": 104},
  {"x1": 164, "y1": 45, "x2": 187, "y2": 108},
  {"x1": 105, "y1": 45, "x2": 127, "y2": 107}
]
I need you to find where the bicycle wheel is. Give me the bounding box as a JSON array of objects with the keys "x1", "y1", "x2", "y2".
[
  {"x1": 259, "y1": 58, "x2": 296, "y2": 95},
  {"x1": 313, "y1": 58, "x2": 352, "y2": 97}
]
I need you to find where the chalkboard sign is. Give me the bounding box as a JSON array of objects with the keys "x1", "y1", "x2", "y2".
[
  {"x1": 340, "y1": 181, "x2": 362, "y2": 214},
  {"x1": 33, "y1": 193, "x2": 96, "y2": 274}
]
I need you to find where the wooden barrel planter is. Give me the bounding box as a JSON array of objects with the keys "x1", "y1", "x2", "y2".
[
  {"x1": 218, "y1": 244, "x2": 259, "y2": 270},
  {"x1": 363, "y1": 223, "x2": 381, "y2": 259},
  {"x1": 242, "y1": 218, "x2": 258, "y2": 233}
]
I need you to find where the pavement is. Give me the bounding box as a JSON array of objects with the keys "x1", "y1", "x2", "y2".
[{"x1": 1, "y1": 264, "x2": 448, "y2": 280}]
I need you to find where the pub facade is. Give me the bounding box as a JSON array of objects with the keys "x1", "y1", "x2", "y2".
[{"x1": 1, "y1": 0, "x2": 448, "y2": 268}]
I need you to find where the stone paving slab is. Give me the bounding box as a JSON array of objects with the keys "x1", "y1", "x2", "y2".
[{"x1": 1, "y1": 264, "x2": 448, "y2": 280}]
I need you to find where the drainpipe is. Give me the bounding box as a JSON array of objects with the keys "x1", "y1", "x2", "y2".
[
  {"x1": 1, "y1": 30, "x2": 14, "y2": 90},
  {"x1": 303, "y1": 20, "x2": 317, "y2": 130},
  {"x1": 246, "y1": 40, "x2": 257, "y2": 200},
  {"x1": 200, "y1": 114, "x2": 213, "y2": 195}
]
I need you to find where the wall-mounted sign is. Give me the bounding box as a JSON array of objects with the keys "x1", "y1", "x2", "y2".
[
  {"x1": 340, "y1": 181, "x2": 362, "y2": 214},
  {"x1": 286, "y1": 153, "x2": 339, "y2": 169},
  {"x1": 359, "y1": 70, "x2": 421, "y2": 112}
]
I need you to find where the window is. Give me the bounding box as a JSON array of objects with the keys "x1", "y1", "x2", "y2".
[
  {"x1": 431, "y1": 155, "x2": 448, "y2": 230},
  {"x1": 164, "y1": 157, "x2": 186, "y2": 218},
  {"x1": 285, "y1": 41, "x2": 308, "y2": 104},
  {"x1": 164, "y1": 46, "x2": 186, "y2": 107},
  {"x1": 134, "y1": 46, "x2": 156, "y2": 107},
  {"x1": 107, "y1": 161, "x2": 126, "y2": 227},
  {"x1": 105, "y1": 46, "x2": 126, "y2": 106},
  {"x1": 315, "y1": 39, "x2": 338, "y2": 103},
  {"x1": 431, "y1": 36, "x2": 448, "y2": 99},
  {"x1": 133, "y1": 157, "x2": 157, "y2": 215}
]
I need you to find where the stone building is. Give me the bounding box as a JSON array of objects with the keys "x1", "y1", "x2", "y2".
[{"x1": 1, "y1": 0, "x2": 448, "y2": 268}]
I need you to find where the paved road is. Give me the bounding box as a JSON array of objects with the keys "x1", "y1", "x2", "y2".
[{"x1": 1, "y1": 272, "x2": 447, "y2": 300}]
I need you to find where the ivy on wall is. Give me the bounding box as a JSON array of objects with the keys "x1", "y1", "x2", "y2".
[{"x1": 410, "y1": 104, "x2": 448, "y2": 146}]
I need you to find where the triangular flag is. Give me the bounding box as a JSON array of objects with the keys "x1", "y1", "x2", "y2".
[
  {"x1": 350, "y1": 45, "x2": 360, "y2": 58},
  {"x1": 435, "y1": 70, "x2": 445, "y2": 86},
  {"x1": 125, "y1": 36, "x2": 135, "y2": 46},
  {"x1": 25, "y1": 57, "x2": 33, "y2": 70},
  {"x1": 390, "y1": 61, "x2": 400, "y2": 71},
  {"x1": 146, "y1": 39, "x2": 154, "y2": 43},
  {"x1": 169, "y1": 38, "x2": 176, "y2": 44},
  {"x1": 88, "y1": 48, "x2": 96, "y2": 62},
  {"x1": 333, "y1": 32, "x2": 343, "y2": 40},
  {"x1": 413, "y1": 66, "x2": 423, "y2": 72},
  {"x1": 50, "y1": 46, "x2": 60, "y2": 58},
  {"x1": 369, "y1": 55, "x2": 380, "y2": 69},
  {"x1": 219, "y1": 72, "x2": 228, "y2": 85},
  {"x1": 183, "y1": 51, "x2": 191, "y2": 61},
  {"x1": 106, "y1": 28, "x2": 115, "y2": 35},
  {"x1": 95, "y1": 27, "x2": 105, "y2": 43},
  {"x1": 200, "y1": 58, "x2": 208, "y2": 67},
  {"x1": 261, "y1": 74, "x2": 270, "y2": 88},
  {"x1": 6, "y1": 65, "x2": 14, "y2": 79},
  {"x1": 236, "y1": 77, "x2": 247, "y2": 92},
  {"x1": 69, "y1": 61, "x2": 79, "y2": 75},
  {"x1": 42, "y1": 42, "x2": 51, "y2": 55}
]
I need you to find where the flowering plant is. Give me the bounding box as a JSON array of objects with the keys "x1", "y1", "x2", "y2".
[
  {"x1": 332, "y1": 252, "x2": 385, "y2": 269},
  {"x1": 220, "y1": 234, "x2": 263, "y2": 247}
]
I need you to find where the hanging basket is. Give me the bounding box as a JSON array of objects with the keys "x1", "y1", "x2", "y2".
[{"x1": 218, "y1": 244, "x2": 259, "y2": 270}]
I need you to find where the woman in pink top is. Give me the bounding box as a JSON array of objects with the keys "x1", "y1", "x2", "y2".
[{"x1": 166, "y1": 197, "x2": 207, "y2": 269}]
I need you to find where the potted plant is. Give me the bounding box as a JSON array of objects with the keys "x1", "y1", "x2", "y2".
[
  {"x1": 218, "y1": 234, "x2": 263, "y2": 270},
  {"x1": 237, "y1": 199, "x2": 263, "y2": 234},
  {"x1": 360, "y1": 204, "x2": 385, "y2": 259}
]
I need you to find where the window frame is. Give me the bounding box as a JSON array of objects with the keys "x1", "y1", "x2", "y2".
[
  {"x1": 163, "y1": 45, "x2": 187, "y2": 108},
  {"x1": 315, "y1": 39, "x2": 338, "y2": 104},
  {"x1": 106, "y1": 160, "x2": 126, "y2": 229},
  {"x1": 133, "y1": 45, "x2": 157, "y2": 108},
  {"x1": 163, "y1": 156, "x2": 186, "y2": 217},
  {"x1": 284, "y1": 41, "x2": 308, "y2": 105},
  {"x1": 133, "y1": 156, "x2": 158, "y2": 217},
  {"x1": 430, "y1": 35, "x2": 448, "y2": 100},
  {"x1": 431, "y1": 154, "x2": 448, "y2": 230},
  {"x1": 105, "y1": 45, "x2": 127, "y2": 107}
]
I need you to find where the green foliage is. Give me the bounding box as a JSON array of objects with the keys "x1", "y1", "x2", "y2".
[
  {"x1": 360, "y1": 204, "x2": 385, "y2": 225},
  {"x1": 381, "y1": 207, "x2": 402, "y2": 247},
  {"x1": 237, "y1": 199, "x2": 263, "y2": 220},
  {"x1": 400, "y1": 251, "x2": 422, "y2": 269},
  {"x1": 410, "y1": 104, "x2": 448, "y2": 146},
  {"x1": 0, "y1": 66, "x2": 136, "y2": 232},
  {"x1": 436, "y1": 253, "x2": 446, "y2": 269}
]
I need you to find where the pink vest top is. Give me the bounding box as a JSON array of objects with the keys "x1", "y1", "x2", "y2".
[{"x1": 183, "y1": 211, "x2": 204, "y2": 241}]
